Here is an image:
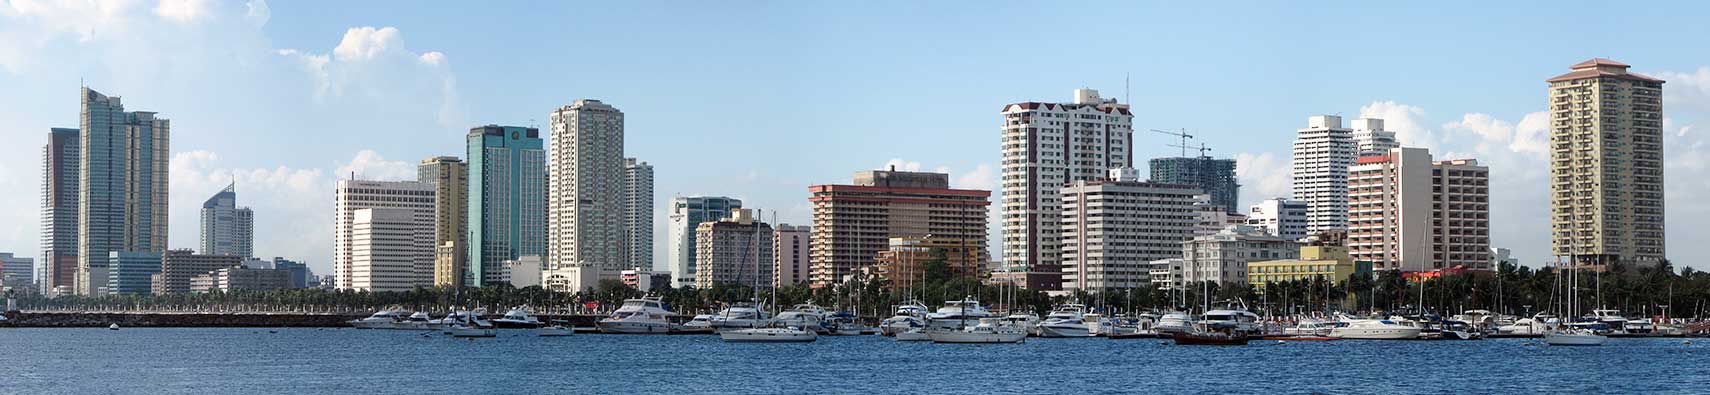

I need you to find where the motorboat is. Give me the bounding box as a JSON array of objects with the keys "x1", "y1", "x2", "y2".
[
  {"x1": 348, "y1": 310, "x2": 404, "y2": 329},
  {"x1": 1172, "y1": 323, "x2": 1250, "y2": 346},
  {"x1": 1037, "y1": 304, "x2": 1092, "y2": 338},
  {"x1": 1283, "y1": 320, "x2": 1336, "y2": 337},
  {"x1": 1497, "y1": 313, "x2": 1556, "y2": 335},
  {"x1": 1545, "y1": 328, "x2": 1608, "y2": 346},
  {"x1": 1328, "y1": 319, "x2": 1423, "y2": 340},
  {"x1": 1440, "y1": 319, "x2": 1486, "y2": 340},
  {"x1": 821, "y1": 311, "x2": 865, "y2": 336},
  {"x1": 895, "y1": 328, "x2": 931, "y2": 342},
  {"x1": 1451, "y1": 310, "x2": 1497, "y2": 332},
  {"x1": 597, "y1": 296, "x2": 674, "y2": 334},
  {"x1": 537, "y1": 321, "x2": 574, "y2": 337},
  {"x1": 448, "y1": 324, "x2": 496, "y2": 338},
  {"x1": 436, "y1": 310, "x2": 494, "y2": 333},
  {"x1": 708, "y1": 302, "x2": 772, "y2": 333},
  {"x1": 879, "y1": 301, "x2": 930, "y2": 336},
  {"x1": 493, "y1": 306, "x2": 543, "y2": 329},
  {"x1": 927, "y1": 318, "x2": 1026, "y2": 344},
  {"x1": 1003, "y1": 313, "x2": 1041, "y2": 336},
  {"x1": 1624, "y1": 319, "x2": 1656, "y2": 334},
  {"x1": 1202, "y1": 302, "x2": 1263, "y2": 335},
  {"x1": 773, "y1": 304, "x2": 828, "y2": 334},
  {"x1": 392, "y1": 312, "x2": 435, "y2": 330},
  {"x1": 1155, "y1": 312, "x2": 1194, "y2": 336},
  {"x1": 925, "y1": 297, "x2": 992, "y2": 331},
  {"x1": 676, "y1": 314, "x2": 716, "y2": 334},
  {"x1": 1589, "y1": 309, "x2": 1630, "y2": 335},
  {"x1": 720, "y1": 326, "x2": 818, "y2": 343}
]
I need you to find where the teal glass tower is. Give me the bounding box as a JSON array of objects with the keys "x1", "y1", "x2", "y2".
[{"x1": 466, "y1": 125, "x2": 546, "y2": 286}]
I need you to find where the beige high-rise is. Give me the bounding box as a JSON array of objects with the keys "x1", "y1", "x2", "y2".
[
  {"x1": 1547, "y1": 59, "x2": 1665, "y2": 267},
  {"x1": 808, "y1": 169, "x2": 989, "y2": 288},
  {"x1": 419, "y1": 156, "x2": 467, "y2": 288},
  {"x1": 1348, "y1": 148, "x2": 1490, "y2": 271}
]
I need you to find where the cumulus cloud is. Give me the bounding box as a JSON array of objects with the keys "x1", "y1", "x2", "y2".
[
  {"x1": 1657, "y1": 67, "x2": 1710, "y2": 113},
  {"x1": 953, "y1": 163, "x2": 997, "y2": 191},
  {"x1": 154, "y1": 0, "x2": 214, "y2": 24},
  {"x1": 279, "y1": 26, "x2": 466, "y2": 128},
  {"x1": 334, "y1": 149, "x2": 418, "y2": 181},
  {"x1": 882, "y1": 158, "x2": 923, "y2": 172},
  {"x1": 1359, "y1": 100, "x2": 1437, "y2": 150},
  {"x1": 1234, "y1": 151, "x2": 1290, "y2": 204}
]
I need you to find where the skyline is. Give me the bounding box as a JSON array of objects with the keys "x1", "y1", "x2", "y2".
[{"x1": 4, "y1": 1, "x2": 1710, "y2": 276}]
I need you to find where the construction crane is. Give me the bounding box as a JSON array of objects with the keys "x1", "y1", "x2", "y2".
[{"x1": 1149, "y1": 128, "x2": 1194, "y2": 157}]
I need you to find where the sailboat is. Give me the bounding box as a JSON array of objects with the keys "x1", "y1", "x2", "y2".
[
  {"x1": 1545, "y1": 213, "x2": 1606, "y2": 346},
  {"x1": 721, "y1": 209, "x2": 817, "y2": 343}
]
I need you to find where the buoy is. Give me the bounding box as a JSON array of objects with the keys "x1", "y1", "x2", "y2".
[{"x1": 108, "y1": 323, "x2": 119, "y2": 330}]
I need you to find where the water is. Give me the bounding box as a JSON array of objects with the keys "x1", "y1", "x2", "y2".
[{"x1": 3, "y1": 328, "x2": 1706, "y2": 394}]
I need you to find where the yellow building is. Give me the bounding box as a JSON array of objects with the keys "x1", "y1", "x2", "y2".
[{"x1": 1247, "y1": 244, "x2": 1372, "y2": 292}]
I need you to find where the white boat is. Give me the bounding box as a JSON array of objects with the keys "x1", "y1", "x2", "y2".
[
  {"x1": 1202, "y1": 303, "x2": 1263, "y2": 335},
  {"x1": 708, "y1": 302, "x2": 772, "y2": 332},
  {"x1": 773, "y1": 303, "x2": 829, "y2": 334},
  {"x1": 537, "y1": 322, "x2": 574, "y2": 337},
  {"x1": 720, "y1": 326, "x2": 818, "y2": 343},
  {"x1": 348, "y1": 310, "x2": 404, "y2": 329},
  {"x1": 1497, "y1": 313, "x2": 1556, "y2": 335},
  {"x1": 392, "y1": 312, "x2": 436, "y2": 330},
  {"x1": 1156, "y1": 312, "x2": 1194, "y2": 336},
  {"x1": 879, "y1": 302, "x2": 930, "y2": 336},
  {"x1": 1037, "y1": 304, "x2": 1092, "y2": 338},
  {"x1": 925, "y1": 297, "x2": 992, "y2": 331},
  {"x1": 597, "y1": 296, "x2": 675, "y2": 334},
  {"x1": 1589, "y1": 309, "x2": 1630, "y2": 334},
  {"x1": 1003, "y1": 313, "x2": 1041, "y2": 336},
  {"x1": 1283, "y1": 320, "x2": 1336, "y2": 337},
  {"x1": 449, "y1": 324, "x2": 496, "y2": 338},
  {"x1": 821, "y1": 311, "x2": 865, "y2": 336},
  {"x1": 1328, "y1": 319, "x2": 1423, "y2": 340},
  {"x1": 677, "y1": 314, "x2": 716, "y2": 334},
  {"x1": 435, "y1": 310, "x2": 494, "y2": 333},
  {"x1": 493, "y1": 306, "x2": 543, "y2": 329},
  {"x1": 108, "y1": 323, "x2": 119, "y2": 330},
  {"x1": 1545, "y1": 328, "x2": 1608, "y2": 346},
  {"x1": 895, "y1": 328, "x2": 931, "y2": 342},
  {"x1": 928, "y1": 318, "x2": 1026, "y2": 344}
]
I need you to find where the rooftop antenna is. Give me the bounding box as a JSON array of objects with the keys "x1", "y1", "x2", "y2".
[
  {"x1": 1149, "y1": 128, "x2": 1194, "y2": 157},
  {"x1": 1124, "y1": 72, "x2": 1130, "y2": 105}
]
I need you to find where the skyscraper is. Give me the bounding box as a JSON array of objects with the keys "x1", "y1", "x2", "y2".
[
  {"x1": 1148, "y1": 156, "x2": 1239, "y2": 213},
  {"x1": 418, "y1": 156, "x2": 468, "y2": 288},
  {"x1": 1547, "y1": 58, "x2": 1666, "y2": 267},
  {"x1": 1291, "y1": 115, "x2": 1356, "y2": 235},
  {"x1": 1060, "y1": 167, "x2": 1201, "y2": 290},
  {"x1": 333, "y1": 180, "x2": 436, "y2": 290},
  {"x1": 1351, "y1": 118, "x2": 1398, "y2": 156},
  {"x1": 41, "y1": 127, "x2": 79, "y2": 295},
  {"x1": 547, "y1": 99, "x2": 625, "y2": 276},
  {"x1": 809, "y1": 168, "x2": 989, "y2": 288},
  {"x1": 1000, "y1": 89, "x2": 1133, "y2": 285},
  {"x1": 350, "y1": 208, "x2": 435, "y2": 292},
  {"x1": 77, "y1": 87, "x2": 169, "y2": 295},
  {"x1": 623, "y1": 158, "x2": 654, "y2": 270},
  {"x1": 466, "y1": 125, "x2": 546, "y2": 286},
  {"x1": 666, "y1": 196, "x2": 743, "y2": 288},
  {"x1": 199, "y1": 182, "x2": 253, "y2": 258},
  {"x1": 1348, "y1": 148, "x2": 1490, "y2": 271}
]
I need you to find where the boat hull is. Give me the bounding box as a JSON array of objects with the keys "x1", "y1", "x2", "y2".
[
  {"x1": 536, "y1": 327, "x2": 574, "y2": 337},
  {"x1": 597, "y1": 320, "x2": 671, "y2": 334},
  {"x1": 1545, "y1": 332, "x2": 1608, "y2": 346},
  {"x1": 1037, "y1": 324, "x2": 1092, "y2": 338},
  {"x1": 1171, "y1": 332, "x2": 1250, "y2": 345},
  {"x1": 449, "y1": 327, "x2": 496, "y2": 338},
  {"x1": 928, "y1": 331, "x2": 1026, "y2": 344},
  {"x1": 720, "y1": 329, "x2": 817, "y2": 343},
  {"x1": 895, "y1": 330, "x2": 931, "y2": 342},
  {"x1": 1328, "y1": 327, "x2": 1423, "y2": 340},
  {"x1": 493, "y1": 320, "x2": 542, "y2": 329}
]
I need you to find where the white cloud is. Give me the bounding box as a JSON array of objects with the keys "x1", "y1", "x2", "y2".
[
  {"x1": 278, "y1": 26, "x2": 465, "y2": 129},
  {"x1": 953, "y1": 163, "x2": 997, "y2": 191},
  {"x1": 882, "y1": 158, "x2": 923, "y2": 172},
  {"x1": 334, "y1": 149, "x2": 417, "y2": 181},
  {"x1": 243, "y1": 0, "x2": 268, "y2": 27},
  {"x1": 1657, "y1": 67, "x2": 1710, "y2": 113},
  {"x1": 154, "y1": 0, "x2": 214, "y2": 24},
  {"x1": 1359, "y1": 100, "x2": 1436, "y2": 150},
  {"x1": 1234, "y1": 151, "x2": 1290, "y2": 205}
]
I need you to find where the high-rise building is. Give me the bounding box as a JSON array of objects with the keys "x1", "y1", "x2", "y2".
[
  {"x1": 350, "y1": 208, "x2": 435, "y2": 292},
  {"x1": 1351, "y1": 118, "x2": 1398, "y2": 156},
  {"x1": 151, "y1": 249, "x2": 242, "y2": 294},
  {"x1": 466, "y1": 125, "x2": 547, "y2": 286},
  {"x1": 873, "y1": 237, "x2": 984, "y2": 292},
  {"x1": 1246, "y1": 198, "x2": 1308, "y2": 242},
  {"x1": 1059, "y1": 167, "x2": 1200, "y2": 290},
  {"x1": 1291, "y1": 115, "x2": 1356, "y2": 235},
  {"x1": 333, "y1": 180, "x2": 436, "y2": 290},
  {"x1": 666, "y1": 196, "x2": 743, "y2": 288},
  {"x1": 418, "y1": 156, "x2": 467, "y2": 288},
  {"x1": 694, "y1": 209, "x2": 774, "y2": 290},
  {"x1": 199, "y1": 182, "x2": 253, "y2": 258},
  {"x1": 1348, "y1": 148, "x2": 1491, "y2": 271},
  {"x1": 547, "y1": 99, "x2": 625, "y2": 276},
  {"x1": 1000, "y1": 88, "x2": 1133, "y2": 285},
  {"x1": 1547, "y1": 58, "x2": 1666, "y2": 267},
  {"x1": 773, "y1": 224, "x2": 810, "y2": 288},
  {"x1": 1182, "y1": 226, "x2": 1298, "y2": 286},
  {"x1": 0, "y1": 253, "x2": 34, "y2": 286},
  {"x1": 40, "y1": 127, "x2": 79, "y2": 294},
  {"x1": 107, "y1": 251, "x2": 161, "y2": 295},
  {"x1": 623, "y1": 158, "x2": 654, "y2": 270},
  {"x1": 809, "y1": 169, "x2": 990, "y2": 288},
  {"x1": 77, "y1": 87, "x2": 170, "y2": 295},
  {"x1": 1148, "y1": 156, "x2": 1239, "y2": 214}
]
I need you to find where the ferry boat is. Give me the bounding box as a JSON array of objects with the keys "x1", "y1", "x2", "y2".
[
  {"x1": 1328, "y1": 319, "x2": 1422, "y2": 340},
  {"x1": 348, "y1": 310, "x2": 405, "y2": 329},
  {"x1": 597, "y1": 296, "x2": 674, "y2": 334},
  {"x1": 708, "y1": 302, "x2": 772, "y2": 333},
  {"x1": 493, "y1": 306, "x2": 543, "y2": 329}
]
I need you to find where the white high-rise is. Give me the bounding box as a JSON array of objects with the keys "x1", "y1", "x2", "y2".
[
  {"x1": 1350, "y1": 118, "x2": 1398, "y2": 156},
  {"x1": 548, "y1": 99, "x2": 625, "y2": 275},
  {"x1": 1246, "y1": 198, "x2": 1308, "y2": 241},
  {"x1": 333, "y1": 180, "x2": 435, "y2": 290},
  {"x1": 623, "y1": 158, "x2": 654, "y2": 270},
  {"x1": 1059, "y1": 167, "x2": 1200, "y2": 290},
  {"x1": 1000, "y1": 88, "x2": 1133, "y2": 288},
  {"x1": 1291, "y1": 115, "x2": 1356, "y2": 234},
  {"x1": 350, "y1": 208, "x2": 435, "y2": 292}
]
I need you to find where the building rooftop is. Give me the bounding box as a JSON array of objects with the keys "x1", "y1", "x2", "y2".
[{"x1": 1547, "y1": 58, "x2": 1663, "y2": 83}]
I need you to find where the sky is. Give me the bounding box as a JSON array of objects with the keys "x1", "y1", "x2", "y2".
[{"x1": 3, "y1": 1, "x2": 1709, "y2": 276}]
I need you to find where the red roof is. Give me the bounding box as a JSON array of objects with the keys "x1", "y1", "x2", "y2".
[
  {"x1": 1355, "y1": 154, "x2": 1391, "y2": 165},
  {"x1": 1570, "y1": 58, "x2": 1630, "y2": 69}
]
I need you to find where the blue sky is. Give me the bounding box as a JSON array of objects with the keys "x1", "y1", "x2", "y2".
[{"x1": 4, "y1": 0, "x2": 1709, "y2": 275}]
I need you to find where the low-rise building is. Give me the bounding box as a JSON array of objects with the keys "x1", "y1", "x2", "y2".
[
  {"x1": 1246, "y1": 198, "x2": 1309, "y2": 241},
  {"x1": 505, "y1": 255, "x2": 543, "y2": 288},
  {"x1": 1182, "y1": 226, "x2": 1298, "y2": 286},
  {"x1": 190, "y1": 267, "x2": 292, "y2": 293},
  {"x1": 1247, "y1": 232, "x2": 1372, "y2": 291},
  {"x1": 108, "y1": 252, "x2": 162, "y2": 295},
  {"x1": 621, "y1": 267, "x2": 671, "y2": 291},
  {"x1": 1148, "y1": 258, "x2": 1184, "y2": 291},
  {"x1": 153, "y1": 249, "x2": 242, "y2": 295},
  {"x1": 873, "y1": 237, "x2": 985, "y2": 292}
]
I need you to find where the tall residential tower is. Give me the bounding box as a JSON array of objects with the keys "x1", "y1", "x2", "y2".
[
  {"x1": 547, "y1": 100, "x2": 625, "y2": 276},
  {"x1": 999, "y1": 89, "x2": 1133, "y2": 287},
  {"x1": 1547, "y1": 58, "x2": 1666, "y2": 267},
  {"x1": 41, "y1": 127, "x2": 79, "y2": 294},
  {"x1": 1291, "y1": 115, "x2": 1356, "y2": 234},
  {"x1": 623, "y1": 158, "x2": 654, "y2": 270},
  {"x1": 418, "y1": 156, "x2": 468, "y2": 287},
  {"x1": 76, "y1": 87, "x2": 169, "y2": 295}
]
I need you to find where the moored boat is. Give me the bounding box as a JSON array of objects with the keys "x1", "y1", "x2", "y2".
[
  {"x1": 1544, "y1": 328, "x2": 1607, "y2": 346},
  {"x1": 493, "y1": 306, "x2": 543, "y2": 329},
  {"x1": 348, "y1": 310, "x2": 404, "y2": 329},
  {"x1": 597, "y1": 296, "x2": 674, "y2": 334},
  {"x1": 449, "y1": 324, "x2": 496, "y2": 338},
  {"x1": 928, "y1": 318, "x2": 1026, "y2": 344},
  {"x1": 1328, "y1": 319, "x2": 1423, "y2": 340},
  {"x1": 720, "y1": 326, "x2": 818, "y2": 343},
  {"x1": 536, "y1": 321, "x2": 574, "y2": 337},
  {"x1": 1172, "y1": 323, "x2": 1249, "y2": 345}
]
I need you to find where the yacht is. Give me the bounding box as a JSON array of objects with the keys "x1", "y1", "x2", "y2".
[
  {"x1": 773, "y1": 304, "x2": 829, "y2": 334},
  {"x1": 677, "y1": 314, "x2": 716, "y2": 334},
  {"x1": 1589, "y1": 309, "x2": 1630, "y2": 334},
  {"x1": 1440, "y1": 319, "x2": 1486, "y2": 340},
  {"x1": 1037, "y1": 304, "x2": 1092, "y2": 338},
  {"x1": 348, "y1": 310, "x2": 405, "y2": 329},
  {"x1": 1155, "y1": 312, "x2": 1195, "y2": 336},
  {"x1": 1283, "y1": 319, "x2": 1336, "y2": 337},
  {"x1": 1003, "y1": 313, "x2": 1042, "y2": 336},
  {"x1": 1545, "y1": 327, "x2": 1608, "y2": 346},
  {"x1": 1624, "y1": 318, "x2": 1656, "y2": 334},
  {"x1": 879, "y1": 302, "x2": 930, "y2": 336},
  {"x1": 895, "y1": 328, "x2": 931, "y2": 342},
  {"x1": 720, "y1": 326, "x2": 818, "y2": 343},
  {"x1": 597, "y1": 296, "x2": 674, "y2": 334},
  {"x1": 821, "y1": 311, "x2": 865, "y2": 336},
  {"x1": 448, "y1": 324, "x2": 496, "y2": 338},
  {"x1": 708, "y1": 302, "x2": 772, "y2": 333},
  {"x1": 435, "y1": 310, "x2": 494, "y2": 333},
  {"x1": 1497, "y1": 313, "x2": 1556, "y2": 335},
  {"x1": 1328, "y1": 319, "x2": 1423, "y2": 340},
  {"x1": 392, "y1": 312, "x2": 436, "y2": 330},
  {"x1": 1202, "y1": 302, "x2": 1263, "y2": 335},
  {"x1": 537, "y1": 320, "x2": 574, "y2": 337},
  {"x1": 493, "y1": 306, "x2": 543, "y2": 329},
  {"x1": 927, "y1": 318, "x2": 1026, "y2": 344},
  {"x1": 925, "y1": 297, "x2": 992, "y2": 331}
]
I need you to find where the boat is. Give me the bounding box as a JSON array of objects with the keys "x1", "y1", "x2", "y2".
[
  {"x1": 925, "y1": 297, "x2": 992, "y2": 331},
  {"x1": 347, "y1": 310, "x2": 404, "y2": 329},
  {"x1": 448, "y1": 324, "x2": 496, "y2": 338},
  {"x1": 436, "y1": 310, "x2": 494, "y2": 334},
  {"x1": 675, "y1": 314, "x2": 716, "y2": 334},
  {"x1": 493, "y1": 306, "x2": 543, "y2": 329},
  {"x1": 1171, "y1": 323, "x2": 1249, "y2": 345},
  {"x1": 879, "y1": 301, "x2": 930, "y2": 336},
  {"x1": 1155, "y1": 312, "x2": 1195, "y2": 336},
  {"x1": 1283, "y1": 320, "x2": 1336, "y2": 337},
  {"x1": 1497, "y1": 312, "x2": 1556, "y2": 335},
  {"x1": 927, "y1": 318, "x2": 1026, "y2": 344},
  {"x1": 773, "y1": 303, "x2": 829, "y2": 334},
  {"x1": 108, "y1": 323, "x2": 119, "y2": 330},
  {"x1": 1589, "y1": 309, "x2": 1631, "y2": 335},
  {"x1": 1545, "y1": 328, "x2": 1608, "y2": 346},
  {"x1": 1624, "y1": 318, "x2": 1657, "y2": 334},
  {"x1": 1002, "y1": 313, "x2": 1042, "y2": 336},
  {"x1": 393, "y1": 312, "x2": 436, "y2": 330},
  {"x1": 1201, "y1": 301, "x2": 1263, "y2": 335},
  {"x1": 821, "y1": 311, "x2": 865, "y2": 336},
  {"x1": 1441, "y1": 319, "x2": 1486, "y2": 340},
  {"x1": 1037, "y1": 304, "x2": 1093, "y2": 338},
  {"x1": 1328, "y1": 319, "x2": 1423, "y2": 340},
  {"x1": 720, "y1": 326, "x2": 818, "y2": 343},
  {"x1": 895, "y1": 328, "x2": 931, "y2": 342},
  {"x1": 597, "y1": 296, "x2": 674, "y2": 334},
  {"x1": 708, "y1": 302, "x2": 772, "y2": 333},
  {"x1": 537, "y1": 321, "x2": 574, "y2": 337}
]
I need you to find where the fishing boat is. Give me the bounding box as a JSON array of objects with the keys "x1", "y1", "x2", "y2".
[
  {"x1": 448, "y1": 324, "x2": 496, "y2": 338},
  {"x1": 1171, "y1": 323, "x2": 1249, "y2": 345},
  {"x1": 927, "y1": 318, "x2": 1026, "y2": 344},
  {"x1": 537, "y1": 321, "x2": 574, "y2": 337},
  {"x1": 597, "y1": 296, "x2": 674, "y2": 334},
  {"x1": 720, "y1": 326, "x2": 818, "y2": 343},
  {"x1": 493, "y1": 306, "x2": 543, "y2": 329}
]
